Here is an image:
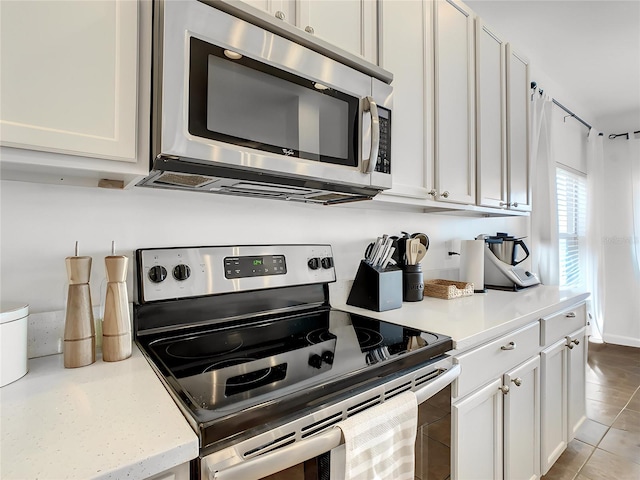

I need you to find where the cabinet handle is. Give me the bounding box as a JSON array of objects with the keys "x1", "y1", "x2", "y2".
[
  {"x1": 565, "y1": 312, "x2": 576, "y2": 318},
  {"x1": 440, "y1": 191, "x2": 450, "y2": 198},
  {"x1": 427, "y1": 189, "x2": 437, "y2": 197},
  {"x1": 501, "y1": 341, "x2": 516, "y2": 351},
  {"x1": 511, "y1": 377, "x2": 523, "y2": 387},
  {"x1": 305, "y1": 25, "x2": 315, "y2": 34},
  {"x1": 499, "y1": 385, "x2": 510, "y2": 395},
  {"x1": 499, "y1": 201, "x2": 511, "y2": 207},
  {"x1": 572, "y1": 339, "x2": 580, "y2": 346},
  {"x1": 512, "y1": 202, "x2": 519, "y2": 208},
  {"x1": 567, "y1": 342, "x2": 574, "y2": 349},
  {"x1": 274, "y1": 10, "x2": 286, "y2": 20}
]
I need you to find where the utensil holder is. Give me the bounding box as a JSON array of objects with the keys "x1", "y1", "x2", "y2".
[
  {"x1": 347, "y1": 260, "x2": 402, "y2": 312},
  {"x1": 402, "y1": 264, "x2": 424, "y2": 302}
]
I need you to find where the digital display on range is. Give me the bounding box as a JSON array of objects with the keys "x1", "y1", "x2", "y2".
[{"x1": 224, "y1": 255, "x2": 287, "y2": 279}]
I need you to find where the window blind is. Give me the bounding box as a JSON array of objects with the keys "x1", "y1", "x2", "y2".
[{"x1": 556, "y1": 166, "x2": 587, "y2": 287}]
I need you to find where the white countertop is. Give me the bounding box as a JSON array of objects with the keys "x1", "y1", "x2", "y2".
[
  {"x1": 0, "y1": 346, "x2": 199, "y2": 480},
  {"x1": 330, "y1": 283, "x2": 590, "y2": 352}
]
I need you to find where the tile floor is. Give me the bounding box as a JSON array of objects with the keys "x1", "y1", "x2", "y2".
[{"x1": 541, "y1": 338, "x2": 640, "y2": 480}]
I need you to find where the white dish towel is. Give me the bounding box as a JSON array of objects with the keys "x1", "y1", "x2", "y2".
[{"x1": 336, "y1": 390, "x2": 418, "y2": 480}]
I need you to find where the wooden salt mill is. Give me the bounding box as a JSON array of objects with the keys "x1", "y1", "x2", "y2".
[
  {"x1": 102, "y1": 242, "x2": 132, "y2": 362},
  {"x1": 64, "y1": 242, "x2": 96, "y2": 368}
]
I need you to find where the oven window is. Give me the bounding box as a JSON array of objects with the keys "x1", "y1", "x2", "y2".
[{"x1": 188, "y1": 37, "x2": 359, "y2": 167}]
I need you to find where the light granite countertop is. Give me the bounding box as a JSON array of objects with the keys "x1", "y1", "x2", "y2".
[
  {"x1": 0, "y1": 346, "x2": 198, "y2": 480},
  {"x1": 330, "y1": 283, "x2": 590, "y2": 352}
]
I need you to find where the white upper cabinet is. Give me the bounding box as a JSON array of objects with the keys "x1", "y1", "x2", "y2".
[
  {"x1": 475, "y1": 19, "x2": 508, "y2": 208},
  {"x1": 241, "y1": 0, "x2": 296, "y2": 26},
  {"x1": 506, "y1": 45, "x2": 532, "y2": 211},
  {"x1": 298, "y1": 0, "x2": 377, "y2": 63},
  {"x1": 378, "y1": 0, "x2": 433, "y2": 199},
  {"x1": 242, "y1": 0, "x2": 377, "y2": 63},
  {"x1": 0, "y1": 0, "x2": 151, "y2": 186},
  {"x1": 433, "y1": 0, "x2": 476, "y2": 205}
]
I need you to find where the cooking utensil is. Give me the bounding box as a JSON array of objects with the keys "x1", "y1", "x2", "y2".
[
  {"x1": 405, "y1": 238, "x2": 420, "y2": 265},
  {"x1": 380, "y1": 247, "x2": 396, "y2": 269},
  {"x1": 416, "y1": 243, "x2": 427, "y2": 263},
  {"x1": 411, "y1": 233, "x2": 430, "y2": 251}
]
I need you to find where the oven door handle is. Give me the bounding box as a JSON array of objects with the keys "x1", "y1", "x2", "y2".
[{"x1": 208, "y1": 364, "x2": 460, "y2": 480}]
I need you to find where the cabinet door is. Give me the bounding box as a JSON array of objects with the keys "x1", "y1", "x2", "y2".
[
  {"x1": 475, "y1": 19, "x2": 507, "y2": 208},
  {"x1": 434, "y1": 0, "x2": 476, "y2": 205},
  {"x1": 379, "y1": 0, "x2": 434, "y2": 199},
  {"x1": 567, "y1": 327, "x2": 587, "y2": 441},
  {"x1": 540, "y1": 339, "x2": 568, "y2": 475},
  {"x1": 144, "y1": 461, "x2": 190, "y2": 480},
  {"x1": 0, "y1": 0, "x2": 138, "y2": 162},
  {"x1": 504, "y1": 356, "x2": 540, "y2": 480},
  {"x1": 506, "y1": 45, "x2": 532, "y2": 212},
  {"x1": 241, "y1": 0, "x2": 296, "y2": 24},
  {"x1": 297, "y1": 0, "x2": 377, "y2": 63},
  {"x1": 452, "y1": 378, "x2": 503, "y2": 480}
]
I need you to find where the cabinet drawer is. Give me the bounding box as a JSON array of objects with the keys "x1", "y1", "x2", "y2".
[
  {"x1": 453, "y1": 322, "x2": 540, "y2": 399},
  {"x1": 540, "y1": 303, "x2": 586, "y2": 347}
]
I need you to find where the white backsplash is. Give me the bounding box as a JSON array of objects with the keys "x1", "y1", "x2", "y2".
[{"x1": 2, "y1": 179, "x2": 529, "y2": 354}]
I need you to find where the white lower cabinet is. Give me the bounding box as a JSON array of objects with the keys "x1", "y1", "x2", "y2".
[
  {"x1": 452, "y1": 322, "x2": 541, "y2": 480},
  {"x1": 144, "y1": 462, "x2": 190, "y2": 480},
  {"x1": 540, "y1": 304, "x2": 587, "y2": 475},
  {"x1": 504, "y1": 356, "x2": 540, "y2": 480},
  {"x1": 453, "y1": 378, "x2": 504, "y2": 480}
]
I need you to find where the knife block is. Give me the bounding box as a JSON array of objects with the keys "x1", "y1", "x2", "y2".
[
  {"x1": 102, "y1": 255, "x2": 132, "y2": 362},
  {"x1": 347, "y1": 260, "x2": 402, "y2": 312},
  {"x1": 64, "y1": 256, "x2": 96, "y2": 368}
]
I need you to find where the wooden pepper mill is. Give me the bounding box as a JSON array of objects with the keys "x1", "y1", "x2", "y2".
[
  {"x1": 64, "y1": 242, "x2": 96, "y2": 368},
  {"x1": 102, "y1": 242, "x2": 132, "y2": 362}
]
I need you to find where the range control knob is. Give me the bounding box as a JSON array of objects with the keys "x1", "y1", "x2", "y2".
[
  {"x1": 148, "y1": 265, "x2": 168, "y2": 283},
  {"x1": 320, "y1": 257, "x2": 334, "y2": 269},
  {"x1": 308, "y1": 354, "x2": 323, "y2": 369},
  {"x1": 321, "y1": 351, "x2": 334, "y2": 365},
  {"x1": 308, "y1": 258, "x2": 320, "y2": 270},
  {"x1": 173, "y1": 264, "x2": 191, "y2": 281}
]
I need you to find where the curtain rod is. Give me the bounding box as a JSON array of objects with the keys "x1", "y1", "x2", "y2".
[
  {"x1": 608, "y1": 130, "x2": 640, "y2": 140},
  {"x1": 531, "y1": 81, "x2": 604, "y2": 136}
]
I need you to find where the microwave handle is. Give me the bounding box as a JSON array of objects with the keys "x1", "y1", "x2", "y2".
[
  {"x1": 363, "y1": 96, "x2": 380, "y2": 174},
  {"x1": 208, "y1": 364, "x2": 460, "y2": 480}
]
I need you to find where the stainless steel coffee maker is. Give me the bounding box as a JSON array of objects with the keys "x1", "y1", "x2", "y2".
[{"x1": 477, "y1": 233, "x2": 540, "y2": 290}]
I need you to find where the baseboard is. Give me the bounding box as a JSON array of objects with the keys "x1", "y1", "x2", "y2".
[{"x1": 602, "y1": 333, "x2": 640, "y2": 348}]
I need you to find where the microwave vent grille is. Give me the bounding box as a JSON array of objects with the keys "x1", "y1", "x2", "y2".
[{"x1": 155, "y1": 172, "x2": 218, "y2": 188}]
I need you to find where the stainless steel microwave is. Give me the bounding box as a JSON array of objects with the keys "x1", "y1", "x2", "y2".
[{"x1": 137, "y1": 0, "x2": 393, "y2": 205}]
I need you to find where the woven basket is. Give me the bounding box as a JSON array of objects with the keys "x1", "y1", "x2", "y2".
[{"x1": 423, "y1": 279, "x2": 474, "y2": 300}]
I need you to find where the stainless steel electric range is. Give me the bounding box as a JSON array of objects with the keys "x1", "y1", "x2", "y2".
[{"x1": 134, "y1": 244, "x2": 458, "y2": 480}]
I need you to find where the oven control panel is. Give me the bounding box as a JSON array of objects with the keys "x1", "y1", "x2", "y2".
[
  {"x1": 137, "y1": 244, "x2": 335, "y2": 303},
  {"x1": 224, "y1": 255, "x2": 287, "y2": 279}
]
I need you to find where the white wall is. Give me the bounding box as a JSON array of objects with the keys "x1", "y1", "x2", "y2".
[{"x1": 0, "y1": 179, "x2": 528, "y2": 314}]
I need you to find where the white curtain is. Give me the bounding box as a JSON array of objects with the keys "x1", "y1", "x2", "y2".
[
  {"x1": 630, "y1": 132, "x2": 640, "y2": 276},
  {"x1": 586, "y1": 129, "x2": 605, "y2": 338},
  {"x1": 530, "y1": 93, "x2": 559, "y2": 285}
]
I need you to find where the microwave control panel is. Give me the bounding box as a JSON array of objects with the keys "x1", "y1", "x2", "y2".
[{"x1": 374, "y1": 107, "x2": 391, "y2": 175}]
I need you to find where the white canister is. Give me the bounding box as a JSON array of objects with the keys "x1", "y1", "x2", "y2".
[{"x1": 1, "y1": 303, "x2": 29, "y2": 387}]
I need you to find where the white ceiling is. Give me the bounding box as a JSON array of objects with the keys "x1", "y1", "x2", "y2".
[{"x1": 464, "y1": 0, "x2": 640, "y2": 128}]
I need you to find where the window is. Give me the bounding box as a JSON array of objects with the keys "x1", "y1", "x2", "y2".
[{"x1": 556, "y1": 166, "x2": 587, "y2": 287}]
